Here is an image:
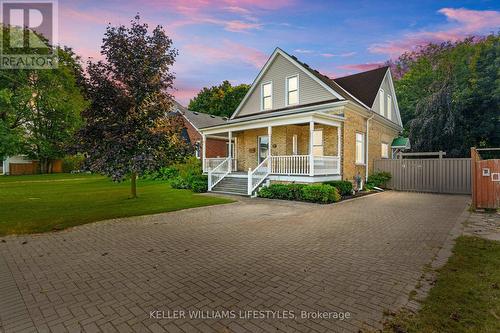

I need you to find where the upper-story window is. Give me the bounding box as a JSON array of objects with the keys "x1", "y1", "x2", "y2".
[
  {"x1": 379, "y1": 89, "x2": 384, "y2": 116},
  {"x1": 261, "y1": 82, "x2": 272, "y2": 110},
  {"x1": 286, "y1": 75, "x2": 299, "y2": 106},
  {"x1": 387, "y1": 94, "x2": 392, "y2": 120}
]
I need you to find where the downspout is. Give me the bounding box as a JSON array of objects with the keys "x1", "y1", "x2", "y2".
[{"x1": 365, "y1": 114, "x2": 375, "y2": 182}]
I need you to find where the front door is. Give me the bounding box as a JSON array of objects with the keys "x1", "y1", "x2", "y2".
[{"x1": 258, "y1": 136, "x2": 269, "y2": 164}]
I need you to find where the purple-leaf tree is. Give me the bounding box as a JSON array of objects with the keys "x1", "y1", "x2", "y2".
[{"x1": 78, "y1": 15, "x2": 190, "y2": 198}]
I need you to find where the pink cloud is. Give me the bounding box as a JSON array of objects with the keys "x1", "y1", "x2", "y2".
[
  {"x1": 370, "y1": 8, "x2": 500, "y2": 57},
  {"x1": 183, "y1": 41, "x2": 267, "y2": 68}
]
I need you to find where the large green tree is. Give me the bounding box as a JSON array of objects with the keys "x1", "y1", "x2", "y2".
[
  {"x1": 78, "y1": 15, "x2": 190, "y2": 198},
  {"x1": 188, "y1": 80, "x2": 249, "y2": 118},
  {"x1": 393, "y1": 34, "x2": 500, "y2": 156},
  {"x1": 0, "y1": 41, "x2": 87, "y2": 171}
]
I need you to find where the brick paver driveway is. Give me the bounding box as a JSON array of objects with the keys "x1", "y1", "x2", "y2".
[{"x1": 0, "y1": 192, "x2": 468, "y2": 333}]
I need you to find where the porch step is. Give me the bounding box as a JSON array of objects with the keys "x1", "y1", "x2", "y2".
[{"x1": 211, "y1": 176, "x2": 250, "y2": 196}]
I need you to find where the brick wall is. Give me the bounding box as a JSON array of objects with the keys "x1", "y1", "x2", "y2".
[
  {"x1": 342, "y1": 107, "x2": 398, "y2": 182},
  {"x1": 180, "y1": 115, "x2": 228, "y2": 159}
]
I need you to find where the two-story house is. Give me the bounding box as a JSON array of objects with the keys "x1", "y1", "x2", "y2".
[{"x1": 200, "y1": 48, "x2": 407, "y2": 195}]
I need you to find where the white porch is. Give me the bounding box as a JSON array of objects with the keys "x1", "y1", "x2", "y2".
[{"x1": 200, "y1": 111, "x2": 344, "y2": 195}]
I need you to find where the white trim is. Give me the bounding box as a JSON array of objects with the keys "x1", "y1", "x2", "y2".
[
  {"x1": 201, "y1": 110, "x2": 344, "y2": 135},
  {"x1": 387, "y1": 94, "x2": 392, "y2": 121},
  {"x1": 381, "y1": 142, "x2": 389, "y2": 159},
  {"x1": 230, "y1": 48, "x2": 345, "y2": 120},
  {"x1": 379, "y1": 88, "x2": 385, "y2": 116},
  {"x1": 261, "y1": 81, "x2": 273, "y2": 111},
  {"x1": 269, "y1": 174, "x2": 341, "y2": 182},
  {"x1": 372, "y1": 68, "x2": 403, "y2": 127},
  {"x1": 355, "y1": 132, "x2": 365, "y2": 165},
  {"x1": 285, "y1": 74, "x2": 299, "y2": 106},
  {"x1": 292, "y1": 134, "x2": 298, "y2": 155}
]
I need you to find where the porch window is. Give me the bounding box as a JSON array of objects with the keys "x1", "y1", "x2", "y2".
[
  {"x1": 356, "y1": 133, "x2": 365, "y2": 164},
  {"x1": 387, "y1": 95, "x2": 392, "y2": 120},
  {"x1": 381, "y1": 142, "x2": 389, "y2": 159},
  {"x1": 286, "y1": 75, "x2": 298, "y2": 106},
  {"x1": 292, "y1": 134, "x2": 298, "y2": 155},
  {"x1": 258, "y1": 136, "x2": 269, "y2": 163},
  {"x1": 262, "y1": 82, "x2": 272, "y2": 110},
  {"x1": 379, "y1": 89, "x2": 384, "y2": 116},
  {"x1": 312, "y1": 129, "x2": 323, "y2": 156}
]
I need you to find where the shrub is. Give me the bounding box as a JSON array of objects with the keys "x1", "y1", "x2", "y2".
[
  {"x1": 188, "y1": 174, "x2": 208, "y2": 193},
  {"x1": 323, "y1": 180, "x2": 353, "y2": 196},
  {"x1": 301, "y1": 184, "x2": 340, "y2": 204},
  {"x1": 62, "y1": 154, "x2": 85, "y2": 173},
  {"x1": 258, "y1": 183, "x2": 339, "y2": 204},
  {"x1": 176, "y1": 157, "x2": 202, "y2": 179},
  {"x1": 260, "y1": 184, "x2": 295, "y2": 200},
  {"x1": 257, "y1": 184, "x2": 305, "y2": 200},
  {"x1": 170, "y1": 176, "x2": 190, "y2": 189},
  {"x1": 366, "y1": 171, "x2": 392, "y2": 188}
]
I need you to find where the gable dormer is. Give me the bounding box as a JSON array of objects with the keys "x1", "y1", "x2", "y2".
[
  {"x1": 372, "y1": 69, "x2": 402, "y2": 126},
  {"x1": 231, "y1": 49, "x2": 344, "y2": 119}
]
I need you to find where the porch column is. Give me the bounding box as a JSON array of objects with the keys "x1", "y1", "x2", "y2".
[
  {"x1": 202, "y1": 134, "x2": 206, "y2": 172},
  {"x1": 337, "y1": 126, "x2": 341, "y2": 157},
  {"x1": 268, "y1": 126, "x2": 272, "y2": 173},
  {"x1": 309, "y1": 121, "x2": 314, "y2": 176},
  {"x1": 267, "y1": 126, "x2": 272, "y2": 156},
  {"x1": 337, "y1": 126, "x2": 342, "y2": 175},
  {"x1": 228, "y1": 131, "x2": 233, "y2": 173}
]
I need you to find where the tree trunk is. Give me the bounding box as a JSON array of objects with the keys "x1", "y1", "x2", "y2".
[{"x1": 130, "y1": 172, "x2": 137, "y2": 198}]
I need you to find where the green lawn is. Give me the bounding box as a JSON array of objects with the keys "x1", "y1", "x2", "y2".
[
  {"x1": 0, "y1": 173, "x2": 233, "y2": 236},
  {"x1": 384, "y1": 236, "x2": 500, "y2": 333}
]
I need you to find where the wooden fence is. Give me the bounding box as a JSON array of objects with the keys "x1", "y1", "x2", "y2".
[
  {"x1": 471, "y1": 148, "x2": 500, "y2": 209},
  {"x1": 374, "y1": 153, "x2": 471, "y2": 194}
]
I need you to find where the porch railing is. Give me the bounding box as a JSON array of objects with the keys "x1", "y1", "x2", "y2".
[
  {"x1": 204, "y1": 158, "x2": 237, "y2": 173},
  {"x1": 271, "y1": 155, "x2": 310, "y2": 175},
  {"x1": 208, "y1": 157, "x2": 231, "y2": 191},
  {"x1": 269, "y1": 155, "x2": 340, "y2": 175},
  {"x1": 247, "y1": 156, "x2": 270, "y2": 195},
  {"x1": 314, "y1": 156, "x2": 340, "y2": 175}
]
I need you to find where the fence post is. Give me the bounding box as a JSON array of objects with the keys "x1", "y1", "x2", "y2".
[
  {"x1": 439, "y1": 150, "x2": 443, "y2": 193},
  {"x1": 471, "y1": 147, "x2": 477, "y2": 210}
]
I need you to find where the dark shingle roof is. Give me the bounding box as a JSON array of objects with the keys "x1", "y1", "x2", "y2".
[
  {"x1": 333, "y1": 66, "x2": 389, "y2": 107},
  {"x1": 171, "y1": 100, "x2": 227, "y2": 129}
]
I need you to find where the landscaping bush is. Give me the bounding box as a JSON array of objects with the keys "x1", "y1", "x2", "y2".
[
  {"x1": 323, "y1": 180, "x2": 353, "y2": 196},
  {"x1": 148, "y1": 166, "x2": 179, "y2": 180},
  {"x1": 62, "y1": 154, "x2": 85, "y2": 173},
  {"x1": 170, "y1": 176, "x2": 190, "y2": 189},
  {"x1": 301, "y1": 184, "x2": 340, "y2": 204},
  {"x1": 258, "y1": 183, "x2": 339, "y2": 204},
  {"x1": 188, "y1": 174, "x2": 208, "y2": 193},
  {"x1": 366, "y1": 171, "x2": 392, "y2": 189},
  {"x1": 258, "y1": 184, "x2": 295, "y2": 200}
]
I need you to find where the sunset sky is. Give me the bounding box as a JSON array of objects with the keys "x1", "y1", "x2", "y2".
[{"x1": 58, "y1": 0, "x2": 500, "y2": 105}]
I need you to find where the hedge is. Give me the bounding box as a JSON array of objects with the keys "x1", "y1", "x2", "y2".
[
  {"x1": 258, "y1": 183, "x2": 340, "y2": 204},
  {"x1": 366, "y1": 171, "x2": 392, "y2": 189},
  {"x1": 322, "y1": 180, "x2": 353, "y2": 196}
]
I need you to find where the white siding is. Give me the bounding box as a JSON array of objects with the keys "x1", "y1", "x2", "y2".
[
  {"x1": 236, "y1": 54, "x2": 334, "y2": 118},
  {"x1": 372, "y1": 72, "x2": 398, "y2": 123}
]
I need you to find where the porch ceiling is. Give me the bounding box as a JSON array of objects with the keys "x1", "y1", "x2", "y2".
[{"x1": 200, "y1": 111, "x2": 344, "y2": 135}]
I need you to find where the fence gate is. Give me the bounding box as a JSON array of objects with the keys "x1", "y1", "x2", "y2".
[
  {"x1": 471, "y1": 148, "x2": 500, "y2": 209},
  {"x1": 374, "y1": 152, "x2": 471, "y2": 194}
]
